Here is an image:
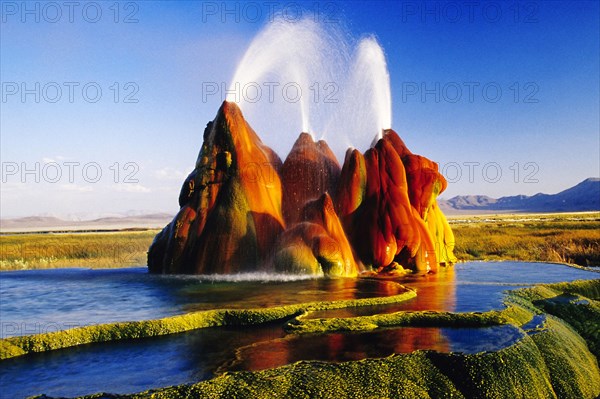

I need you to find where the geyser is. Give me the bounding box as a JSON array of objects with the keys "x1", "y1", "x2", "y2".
[
  {"x1": 149, "y1": 101, "x2": 456, "y2": 276},
  {"x1": 226, "y1": 17, "x2": 392, "y2": 159},
  {"x1": 148, "y1": 18, "x2": 456, "y2": 276},
  {"x1": 346, "y1": 37, "x2": 392, "y2": 140},
  {"x1": 148, "y1": 102, "x2": 285, "y2": 274}
]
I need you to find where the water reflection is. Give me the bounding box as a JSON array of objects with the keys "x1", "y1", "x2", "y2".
[
  {"x1": 0, "y1": 262, "x2": 597, "y2": 398},
  {"x1": 224, "y1": 324, "x2": 524, "y2": 373},
  {"x1": 0, "y1": 323, "x2": 286, "y2": 399},
  {"x1": 180, "y1": 278, "x2": 408, "y2": 312},
  {"x1": 308, "y1": 267, "x2": 457, "y2": 318},
  {"x1": 0, "y1": 272, "x2": 407, "y2": 338},
  {"x1": 397, "y1": 265, "x2": 457, "y2": 312},
  {"x1": 0, "y1": 268, "x2": 186, "y2": 338},
  {"x1": 2, "y1": 262, "x2": 596, "y2": 338}
]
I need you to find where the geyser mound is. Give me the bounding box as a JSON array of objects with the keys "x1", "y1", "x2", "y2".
[
  {"x1": 150, "y1": 17, "x2": 454, "y2": 276},
  {"x1": 280, "y1": 133, "x2": 340, "y2": 225},
  {"x1": 148, "y1": 102, "x2": 284, "y2": 274},
  {"x1": 149, "y1": 102, "x2": 456, "y2": 276}
]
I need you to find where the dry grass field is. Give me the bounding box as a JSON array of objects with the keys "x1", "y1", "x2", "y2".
[
  {"x1": 0, "y1": 230, "x2": 158, "y2": 270},
  {"x1": 0, "y1": 212, "x2": 598, "y2": 270},
  {"x1": 450, "y1": 212, "x2": 600, "y2": 267}
]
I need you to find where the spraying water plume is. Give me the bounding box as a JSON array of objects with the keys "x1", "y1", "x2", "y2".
[
  {"x1": 227, "y1": 18, "x2": 346, "y2": 139},
  {"x1": 228, "y1": 17, "x2": 392, "y2": 159},
  {"x1": 348, "y1": 37, "x2": 392, "y2": 140}
]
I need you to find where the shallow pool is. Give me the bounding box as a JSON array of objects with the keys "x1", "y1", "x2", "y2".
[{"x1": 0, "y1": 262, "x2": 597, "y2": 398}]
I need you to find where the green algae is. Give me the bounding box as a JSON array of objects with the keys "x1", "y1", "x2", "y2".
[
  {"x1": 533, "y1": 293, "x2": 600, "y2": 357},
  {"x1": 285, "y1": 303, "x2": 533, "y2": 334},
  {"x1": 39, "y1": 315, "x2": 599, "y2": 399},
  {"x1": 512, "y1": 278, "x2": 600, "y2": 302},
  {"x1": 510, "y1": 279, "x2": 600, "y2": 357},
  {"x1": 14, "y1": 279, "x2": 600, "y2": 399},
  {"x1": 544, "y1": 278, "x2": 600, "y2": 299},
  {"x1": 0, "y1": 288, "x2": 416, "y2": 360},
  {"x1": 1, "y1": 309, "x2": 227, "y2": 360},
  {"x1": 530, "y1": 317, "x2": 600, "y2": 399},
  {"x1": 48, "y1": 353, "x2": 465, "y2": 399},
  {"x1": 427, "y1": 335, "x2": 557, "y2": 399}
]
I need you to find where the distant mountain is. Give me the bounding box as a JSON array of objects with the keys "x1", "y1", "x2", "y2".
[
  {"x1": 0, "y1": 213, "x2": 174, "y2": 233},
  {"x1": 439, "y1": 178, "x2": 600, "y2": 214},
  {"x1": 2, "y1": 179, "x2": 599, "y2": 231}
]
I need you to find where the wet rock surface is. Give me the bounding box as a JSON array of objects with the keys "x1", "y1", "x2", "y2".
[{"x1": 149, "y1": 102, "x2": 455, "y2": 275}]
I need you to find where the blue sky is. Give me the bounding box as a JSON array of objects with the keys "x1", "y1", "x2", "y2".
[{"x1": 1, "y1": 0, "x2": 598, "y2": 218}]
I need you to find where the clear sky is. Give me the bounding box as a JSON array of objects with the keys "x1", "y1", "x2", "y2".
[{"x1": 1, "y1": 0, "x2": 599, "y2": 218}]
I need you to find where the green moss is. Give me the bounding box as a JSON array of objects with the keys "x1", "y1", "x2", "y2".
[
  {"x1": 530, "y1": 317, "x2": 600, "y2": 399},
  {"x1": 305, "y1": 289, "x2": 417, "y2": 312},
  {"x1": 16, "y1": 279, "x2": 600, "y2": 399},
  {"x1": 428, "y1": 335, "x2": 556, "y2": 399},
  {"x1": 286, "y1": 305, "x2": 533, "y2": 335},
  {"x1": 508, "y1": 280, "x2": 599, "y2": 308},
  {"x1": 1, "y1": 309, "x2": 227, "y2": 360},
  {"x1": 0, "y1": 340, "x2": 26, "y2": 358},
  {"x1": 543, "y1": 279, "x2": 600, "y2": 300},
  {"x1": 0, "y1": 290, "x2": 416, "y2": 360},
  {"x1": 501, "y1": 303, "x2": 538, "y2": 325},
  {"x1": 55, "y1": 312, "x2": 600, "y2": 399},
  {"x1": 508, "y1": 279, "x2": 600, "y2": 357},
  {"x1": 62, "y1": 352, "x2": 464, "y2": 399},
  {"x1": 533, "y1": 294, "x2": 600, "y2": 357},
  {"x1": 510, "y1": 285, "x2": 562, "y2": 302}
]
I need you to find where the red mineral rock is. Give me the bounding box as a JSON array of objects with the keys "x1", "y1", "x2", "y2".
[
  {"x1": 148, "y1": 101, "x2": 285, "y2": 274},
  {"x1": 280, "y1": 133, "x2": 341, "y2": 225},
  {"x1": 149, "y1": 102, "x2": 455, "y2": 275},
  {"x1": 336, "y1": 130, "x2": 455, "y2": 272},
  {"x1": 273, "y1": 192, "x2": 361, "y2": 276}
]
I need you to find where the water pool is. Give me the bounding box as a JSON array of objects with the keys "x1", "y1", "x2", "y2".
[{"x1": 0, "y1": 262, "x2": 597, "y2": 398}]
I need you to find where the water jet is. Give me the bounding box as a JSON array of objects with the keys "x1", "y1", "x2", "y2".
[{"x1": 226, "y1": 17, "x2": 393, "y2": 159}]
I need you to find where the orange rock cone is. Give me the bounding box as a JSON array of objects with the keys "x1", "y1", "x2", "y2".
[
  {"x1": 148, "y1": 101, "x2": 284, "y2": 274},
  {"x1": 149, "y1": 102, "x2": 455, "y2": 275},
  {"x1": 273, "y1": 192, "x2": 361, "y2": 276},
  {"x1": 336, "y1": 130, "x2": 455, "y2": 272},
  {"x1": 280, "y1": 133, "x2": 341, "y2": 225}
]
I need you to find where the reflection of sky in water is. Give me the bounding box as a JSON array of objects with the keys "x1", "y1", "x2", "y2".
[
  {"x1": 0, "y1": 262, "x2": 597, "y2": 398},
  {"x1": 0, "y1": 324, "x2": 285, "y2": 399},
  {"x1": 1, "y1": 262, "x2": 596, "y2": 338},
  {"x1": 308, "y1": 261, "x2": 599, "y2": 318},
  {"x1": 0, "y1": 270, "x2": 407, "y2": 338},
  {"x1": 0, "y1": 323, "x2": 526, "y2": 398},
  {"x1": 0, "y1": 268, "x2": 186, "y2": 338}
]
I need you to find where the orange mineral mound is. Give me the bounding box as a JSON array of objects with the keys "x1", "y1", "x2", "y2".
[
  {"x1": 149, "y1": 102, "x2": 455, "y2": 275},
  {"x1": 148, "y1": 101, "x2": 284, "y2": 274},
  {"x1": 280, "y1": 133, "x2": 340, "y2": 225},
  {"x1": 336, "y1": 130, "x2": 455, "y2": 272},
  {"x1": 273, "y1": 193, "x2": 361, "y2": 276}
]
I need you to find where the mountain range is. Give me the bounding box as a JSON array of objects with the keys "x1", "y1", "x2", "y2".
[
  {"x1": 438, "y1": 178, "x2": 600, "y2": 214},
  {"x1": 1, "y1": 179, "x2": 598, "y2": 232},
  {"x1": 0, "y1": 213, "x2": 174, "y2": 233}
]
